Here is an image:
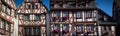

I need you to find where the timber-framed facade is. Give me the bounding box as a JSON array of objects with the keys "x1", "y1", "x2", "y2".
[{"x1": 17, "y1": 0, "x2": 47, "y2": 36}]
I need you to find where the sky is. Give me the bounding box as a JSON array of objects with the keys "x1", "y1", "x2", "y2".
[{"x1": 14, "y1": 0, "x2": 113, "y2": 16}]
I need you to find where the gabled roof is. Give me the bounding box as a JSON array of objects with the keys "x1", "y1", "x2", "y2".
[
  {"x1": 16, "y1": 0, "x2": 48, "y2": 13},
  {"x1": 98, "y1": 9, "x2": 116, "y2": 26}
]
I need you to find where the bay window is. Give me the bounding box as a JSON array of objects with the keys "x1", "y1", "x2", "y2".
[{"x1": 62, "y1": 12, "x2": 69, "y2": 22}]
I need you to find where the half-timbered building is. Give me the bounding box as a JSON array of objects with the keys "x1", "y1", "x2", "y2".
[
  {"x1": 0, "y1": 0, "x2": 16, "y2": 36},
  {"x1": 50, "y1": 0, "x2": 116, "y2": 36},
  {"x1": 16, "y1": 0, "x2": 47, "y2": 36}
]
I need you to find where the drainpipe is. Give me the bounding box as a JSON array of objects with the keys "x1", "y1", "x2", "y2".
[{"x1": 46, "y1": 13, "x2": 50, "y2": 36}]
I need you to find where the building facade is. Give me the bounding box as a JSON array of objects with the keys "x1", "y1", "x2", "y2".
[
  {"x1": 50, "y1": 0, "x2": 116, "y2": 36},
  {"x1": 0, "y1": 0, "x2": 16, "y2": 36},
  {"x1": 113, "y1": 0, "x2": 120, "y2": 36},
  {"x1": 16, "y1": 0, "x2": 47, "y2": 36}
]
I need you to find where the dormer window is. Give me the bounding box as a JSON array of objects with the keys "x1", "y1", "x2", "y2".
[
  {"x1": 78, "y1": 2, "x2": 86, "y2": 7},
  {"x1": 104, "y1": 16, "x2": 107, "y2": 21}
]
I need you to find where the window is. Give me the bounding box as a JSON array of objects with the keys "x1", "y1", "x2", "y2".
[
  {"x1": 78, "y1": 2, "x2": 86, "y2": 7},
  {"x1": 2, "y1": 5, "x2": 6, "y2": 12},
  {"x1": 63, "y1": 4, "x2": 69, "y2": 8},
  {"x1": 62, "y1": 12, "x2": 69, "y2": 22},
  {"x1": 1, "y1": 19, "x2": 5, "y2": 29},
  {"x1": 87, "y1": 11, "x2": 92, "y2": 18},
  {"x1": 108, "y1": 26, "x2": 111, "y2": 31},
  {"x1": 36, "y1": 28, "x2": 40, "y2": 35},
  {"x1": 35, "y1": 14, "x2": 41, "y2": 20},
  {"x1": 54, "y1": 25, "x2": 60, "y2": 30},
  {"x1": 63, "y1": 24, "x2": 69, "y2": 30},
  {"x1": 77, "y1": 25, "x2": 83, "y2": 31},
  {"x1": 7, "y1": 8, "x2": 11, "y2": 15},
  {"x1": 63, "y1": 24, "x2": 69, "y2": 34},
  {"x1": 103, "y1": 26, "x2": 107, "y2": 31},
  {"x1": 24, "y1": 27, "x2": 41, "y2": 36},
  {"x1": 24, "y1": 14, "x2": 30, "y2": 20},
  {"x1": 76, "y1": 25, "x2": 83, "y2": 34},
  {"x1": 24, "y1": 28, "x2": 31, "y2": 35},
  {"x1": 33, "y1": 28, "x2": 37, "y2": 35},
  {"x1": 32, "y1": 4, "x2": 34, "y2": 9},
  {"x1": 36, "y1": 5, "x2": 38, "y2": 9},
  {"x1": 54, "y1": 4, "x2": 60, "y2": 8},
  {"x1": 28, "y1": 5, "x2": 31, "y2": 9},
  {"x1": 52, "y1": 24, "x2": 60, "y2": 34},
  {"x1": 52, "y1": 12, "x2": 60, "y2": 22},
  {"x1": 76, "y1": 12, "x2": 82, "y2": 19},
  {"x1": 6, "y1": 22, "x2": 10, "y2": 31},
  {"x1": 68, "y1": 2, "x2": 76, "y2": 8},
  {"x1": 87, "y1": 26, "x2": 93, "y2": 30}
]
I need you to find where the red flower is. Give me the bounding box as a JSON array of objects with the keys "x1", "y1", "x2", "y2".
[
  {"x1": 53, "y1": 30, "x2": 60, "y2": 34},
  {"x1": 62, "y1": 30, "x2": 69, "y2": 34}
]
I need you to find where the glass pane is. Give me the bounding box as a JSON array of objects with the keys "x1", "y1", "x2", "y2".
[
  {"x1": 32, "y1": 4, "x2": 34, "y2": 9},
  {"x1": 24, "y1": 14, "x2": 30, "y2": 20},
  {"x1": 36, "y1": 15, "x2": 41, "y2": 20},
  {"x1": 33, "y1": 28, "x2": 36, "y2": 35},
  {"x1": 7, "y1": 8, "x2": 11, "y2": 15},
  {"x1": 76, "y1": 12, "x2": 82, "y2": 19},
  {"x1": 2, "y1": 5, "x2": 5, "y2": 12},
  {"x1": 28, "y1": 5, "x2": 31, "y2": 9},
  {"x1": 87, "y1": 11, "x2": 92, "y2": 18},
  {"x1": 62, "y1": 12, "x2": 69, "y2": 22},
  {"x1": 37, "y1": 28, "x2": 40, "y2": 35}
]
